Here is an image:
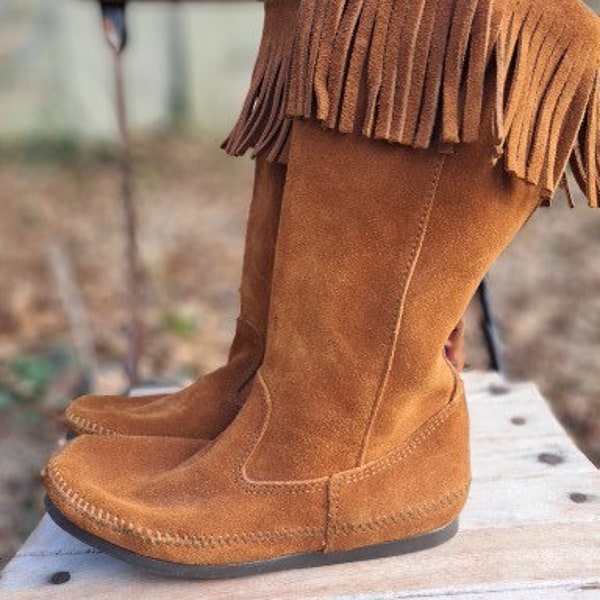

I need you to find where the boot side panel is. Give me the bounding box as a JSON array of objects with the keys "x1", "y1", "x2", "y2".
[
  {"x1": 362, "y1": 132, "x2": 542, "y2": 462},
  {"x1": 250, "y1": 121, "x2": 449, "y2": 481},
  {"x1": 238, "y1": 158, "x2": 287, "y2": 340}
]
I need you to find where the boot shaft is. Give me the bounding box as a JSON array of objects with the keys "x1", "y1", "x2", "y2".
[
  {"x1": 245, "y1": 116, "x2": 540, "y2": 482},
  {"x1": 235, "y1": 158, "x2": 287, "y2": 346},
  {"x1": 225, "y1": 158, "x2": 287, "y2": 405}
]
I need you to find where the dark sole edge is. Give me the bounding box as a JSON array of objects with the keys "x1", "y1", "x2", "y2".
[{"x1": 45, "y1": 497, "x2": 459, "y2": 580}]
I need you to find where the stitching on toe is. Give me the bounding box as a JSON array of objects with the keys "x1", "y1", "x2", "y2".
[
  {"x1": 65, "y1": 409, "x2": 118, "y2": 436},
  {"x1": 46, "y1": 463, "x2": 324, "y2": 548}
]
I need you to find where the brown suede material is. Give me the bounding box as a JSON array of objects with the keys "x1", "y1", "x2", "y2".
[
  {"x1": 45, "y1": 374, "x2": 468, "y2": 566},
  {"x1": 47, "y1": 384, "x2": 329, "y2": 565},
  {"x1": 222, "y1": 0, "x2": 300, "y2": 164},
  {"x1": 362, "y1": 83, "x2": 542, "y2": 462},
  {"x1": 288, "y1": 0, "x2": 600, "y2": 206},
  {"x1": 65, "y1": 159, "x2": 286, "y2": 438},
  {"x1": 326, "y1": 381, "x2": 470, "y2": 552},
  {"x1": 249, "y1": 122, "x2": 452, "y2": 481},
  {"x1": 238, "y1": 159, "x2": 286, "y2": 335},
  {"x1": 249, "y1": 115, "x2": 540, "y2": 479},
  {"x1": 43, "y1": 0, "x2": 589, "y2": 568},
  {"x1": 66, "y1": 319, "x2": 260, "y2": 439},
  {"x1": 46, "y1": 435, "x2": 208, "y2": 488},
  {"x1": 45, "y1": 112, "x2": 538, "y2": 567}
]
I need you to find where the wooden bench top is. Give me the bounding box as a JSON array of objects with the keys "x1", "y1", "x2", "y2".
[{"x1": 1, "y1": 371, "x2": 599, "y2": 599}]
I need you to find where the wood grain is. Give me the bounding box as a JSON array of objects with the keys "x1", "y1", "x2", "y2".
[{"x1": 2, "y1": 372, "x2": 599, "y2": 599}]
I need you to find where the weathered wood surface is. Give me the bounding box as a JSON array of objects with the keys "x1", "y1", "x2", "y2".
[{"x1": 1, "y1": 371, "x2": 599, "y2": 599}]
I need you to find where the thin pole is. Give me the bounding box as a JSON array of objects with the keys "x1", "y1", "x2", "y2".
[
  {"x1": 477, "y1": 278, "x2": 504, "y2": 375},
  {"x1": 101, "y1": 3, "x2": 142, "y2": 387}
]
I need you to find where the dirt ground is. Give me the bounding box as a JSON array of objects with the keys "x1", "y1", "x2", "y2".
[{"x1": 0, "y1": 135, "x2": 598, "y2": 559}]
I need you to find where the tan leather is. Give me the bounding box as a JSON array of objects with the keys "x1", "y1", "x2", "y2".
[
  {"x1": 65, "y1": 158, "x2": 286, "y2": 438},
  {"x1": 46, "y1": 111, "x2": 541, "y2": 566}
]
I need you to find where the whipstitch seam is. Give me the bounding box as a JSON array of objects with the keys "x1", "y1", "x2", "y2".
[
  {"x1": 332, "y1": 485, "x2": 470, "y2": 535},
  {"x1": 47, "y1": 464, "x2": 323, "y2": 549}
]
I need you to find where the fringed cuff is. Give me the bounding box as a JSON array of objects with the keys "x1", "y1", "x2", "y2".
[
  {"x1": 287, "y1": 0, "x2": 600, "y2": 207},
  {"x1": 221, "y1": 0, "x2": 299, "y2": 164},
  {"x1": 225, "y1": 0, "x2": 600, "y2": 206}
]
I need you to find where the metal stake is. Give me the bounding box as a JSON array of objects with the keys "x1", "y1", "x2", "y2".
[{"x1": 477, "y1": 278, "x2": 504, "y2": 375}]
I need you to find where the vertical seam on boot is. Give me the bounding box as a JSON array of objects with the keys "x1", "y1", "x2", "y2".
[
  {"x1": 324, "y1": 476, "x2": 339, "y2": 552},
  {"x1": 241, "y1": 371, "x2": 275, "y2": 483},
  {"x1": 357, "y1": 153, "x2": 448, "y2": 467},
  {"x1": 240, "y1": 371, "x2": 329, "y2": 493}
]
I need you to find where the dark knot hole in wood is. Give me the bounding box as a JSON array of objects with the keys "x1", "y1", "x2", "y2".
[
  {"x1": 49, "y1": 571, "x2": 71, "y2": 585},
  {"x1": 537, "y1": 452, "x2": 565, "y2": 466}
]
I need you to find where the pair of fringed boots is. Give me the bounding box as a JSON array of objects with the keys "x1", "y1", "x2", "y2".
[{"x1": 44, "y1": 0, "x2": 599, "y2": 579}]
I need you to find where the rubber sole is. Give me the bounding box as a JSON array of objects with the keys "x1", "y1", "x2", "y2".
[{"x1": 45, "y1": 497, "x2": 459, "y2": 579}]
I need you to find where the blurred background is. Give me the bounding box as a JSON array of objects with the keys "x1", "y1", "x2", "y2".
[{"x1": 0, "y1": 0, "x2": 599, "y2": 560}]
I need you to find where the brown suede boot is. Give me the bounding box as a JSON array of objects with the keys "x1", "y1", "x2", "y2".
[
  {"x1": 65, "y1": 158, "x2": 286, "y2": 438},
  {"x1": 62, "y1": 0, "x2": 299, "y2": 439},
  {"x1": 44, "y1": 0, "x2": 599, "y2": 579},
  {"x1": 63, "y1": 0, "x2": 465, "y2": 439},
  {"x1": 43, "y1": 122, "x2": 546, "y2": 576}
]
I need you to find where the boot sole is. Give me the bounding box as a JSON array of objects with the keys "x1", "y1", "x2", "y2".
[{"x1": 45, "y1": 497, "x2": 459, "y2": 580}]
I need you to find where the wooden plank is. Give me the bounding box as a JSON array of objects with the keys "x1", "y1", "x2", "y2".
[
  {"x1": 471, "y1": 434, "x2": 593, "y2": 479},
  {"x1": 1, "y1": 372, "x2": 599, "y2": 599},
  {"x1": 409, "y1": 585, "x2": 600, "y2": 600},
  {"x1": 463, "y1": 471, "x2": 600, "y2": 529},
  {"x1": 466, "y1": 382, "x2": 570, "y2": 440},
  {"x1": 2, "y1": 522, "x2": 598, "y2": 600}
]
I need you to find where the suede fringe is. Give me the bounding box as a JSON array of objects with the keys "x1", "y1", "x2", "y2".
[
  {"x1": 221, "y1": 1, "x2": 298, "y2": 164},
  {"x1": 287, "y1": 0, "x2": 600, "y2": 206}
]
